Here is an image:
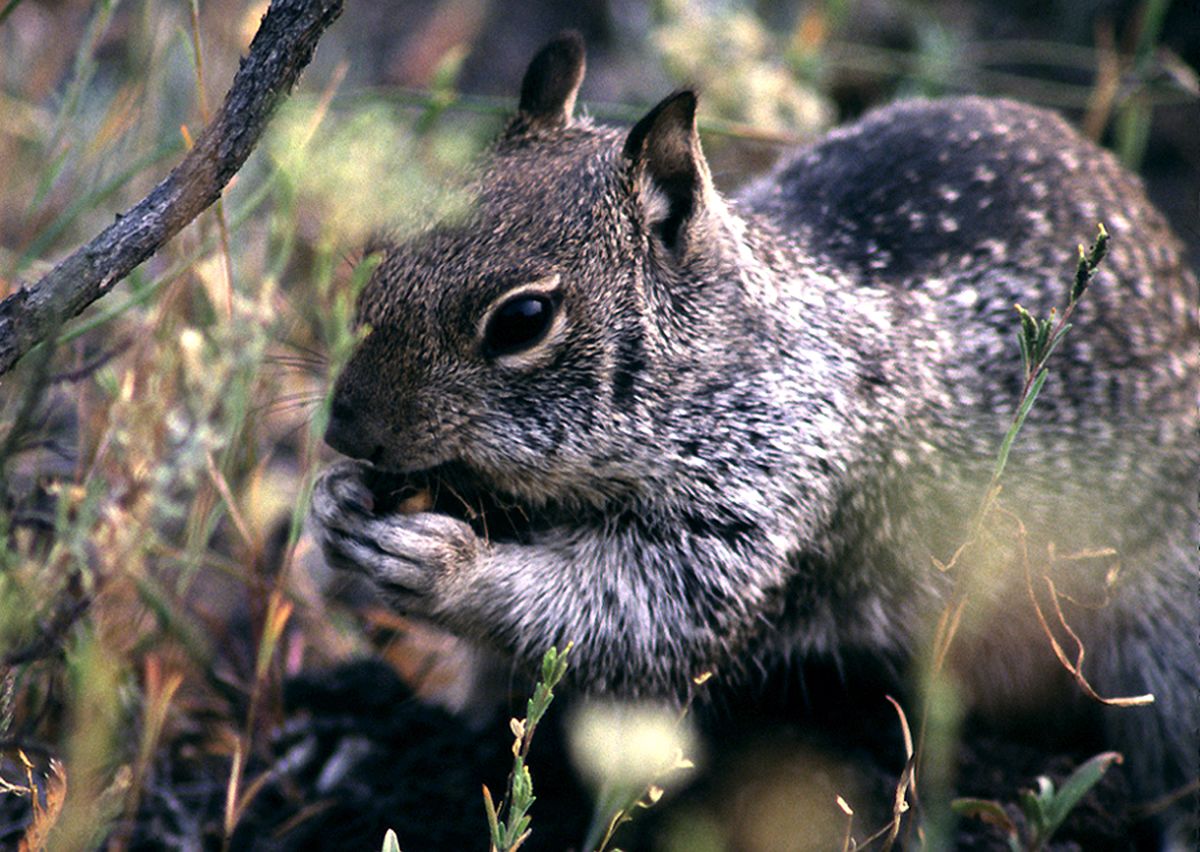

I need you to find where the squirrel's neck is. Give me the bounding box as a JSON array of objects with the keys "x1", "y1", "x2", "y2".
[{"x1": 618, "y1": 207, "x2": 958, "y2": 546}]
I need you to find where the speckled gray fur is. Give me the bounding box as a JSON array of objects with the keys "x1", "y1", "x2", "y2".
[{"x1": 309, "y1": 34, "x2": 1198, "y2": 825}]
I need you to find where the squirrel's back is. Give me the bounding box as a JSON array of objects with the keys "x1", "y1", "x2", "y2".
[{"x1": 746, "y1": 96, "x2": 1197, "y2": 450}]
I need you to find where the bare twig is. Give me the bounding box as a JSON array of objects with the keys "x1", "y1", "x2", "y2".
[{"x1": 0, "y1": 0, "x2": 345, "y2": 376}]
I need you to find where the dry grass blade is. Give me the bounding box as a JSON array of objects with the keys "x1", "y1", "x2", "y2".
[
  {"x1": 1003, "y1": 508, "x2": 1155, "y2": 708},
  {"x1": 1040, "y1": 574, "x2": 1153, "y2": 707},
  {"x1": 1130, "y1": 777, "x2": 1200, "y2": 819},
  {"x1": 878, "y1": 697, "x2": 915, "y2": 852},
  {"x1": 18, "y1": 758, "x2": 67, "y2": 852},
  {"x1": 836, "y1": 795, "x2": 856, "y2": 852},
  {"x1": 224, "y1": 741, "x2": 245, "y2": 841},
  {"x1": 205, "y1": 450, "x2": 255, "y2": 550}
]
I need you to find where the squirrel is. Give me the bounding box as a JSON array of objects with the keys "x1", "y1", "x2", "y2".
[{"x1": 310, "y1": 32, "x2": 1199, "y2": 837}]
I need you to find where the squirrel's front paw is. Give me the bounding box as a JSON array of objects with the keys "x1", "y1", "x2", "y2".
[{"x1": 309, "y1": 461, "x2": 483, "y2": 611}]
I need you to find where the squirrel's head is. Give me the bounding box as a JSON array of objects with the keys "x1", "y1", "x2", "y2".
[{"x1": 325, "y1": 32, "x2": 742, "y2": 506}]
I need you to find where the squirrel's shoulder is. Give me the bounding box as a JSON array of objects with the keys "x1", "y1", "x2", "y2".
[{"x1": 740, "y1": 96, "x2": 1174, "y2": 284}]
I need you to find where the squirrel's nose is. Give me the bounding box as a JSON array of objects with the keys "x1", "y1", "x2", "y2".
[{"x1": 324, "y1": 398, "x2": 382, "y2": 463}]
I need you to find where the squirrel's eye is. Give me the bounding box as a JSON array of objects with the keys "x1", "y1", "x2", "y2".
[{"x1": 484, "y1": 294, "x2": 556, "y2": 356}]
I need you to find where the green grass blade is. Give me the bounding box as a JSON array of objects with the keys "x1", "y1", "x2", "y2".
[{"x1": 992, "y1": 368, "x2": 1048, "y2": 481}]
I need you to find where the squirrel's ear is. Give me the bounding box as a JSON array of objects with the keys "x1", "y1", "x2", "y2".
[
  {"x1": 623, "y1": 90, "x2": 713, "y2": 255},
  {"x1": 515, "y1": 31, "x2": 586, "y2": 129}
]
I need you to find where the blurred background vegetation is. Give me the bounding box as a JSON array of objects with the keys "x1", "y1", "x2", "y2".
[{"x1": 0, "y1": 0, "x2": 1195, "y2": 848}]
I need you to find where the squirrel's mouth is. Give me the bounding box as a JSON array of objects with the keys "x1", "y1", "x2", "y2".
[{"x1": 359, "y1": 461, "x2": 544, "y2": 543}]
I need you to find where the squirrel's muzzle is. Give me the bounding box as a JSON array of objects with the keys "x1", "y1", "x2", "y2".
[{"x1": 324, "y1": 397, "x2": 384, "y2": 464}]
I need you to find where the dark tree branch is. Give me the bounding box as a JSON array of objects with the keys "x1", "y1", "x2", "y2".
[{"x1": 0, "y1": 0, "x2": 345, "y2": 376}]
